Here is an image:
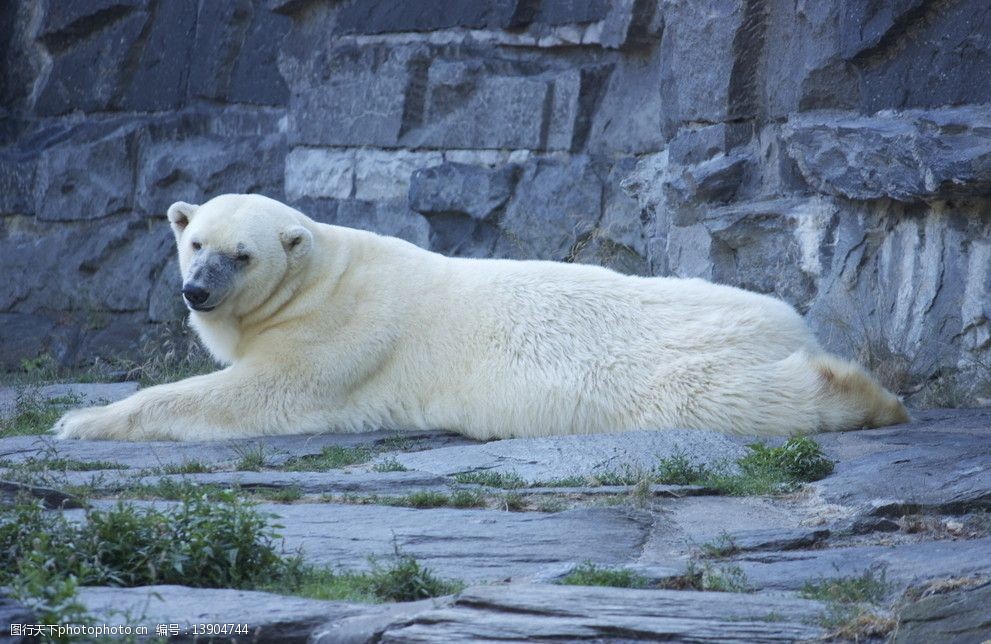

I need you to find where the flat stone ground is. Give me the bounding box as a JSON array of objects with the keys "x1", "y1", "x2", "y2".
[{"x1": 1, "y1": 383, "x2": 990, "y2": 642}]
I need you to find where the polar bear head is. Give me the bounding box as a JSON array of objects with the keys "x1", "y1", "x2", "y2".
[{"x1": 167, "y1": 194, "x2": 314, "y2": 318}]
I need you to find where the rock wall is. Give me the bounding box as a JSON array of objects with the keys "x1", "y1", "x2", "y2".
[{"x1": 1, "y1": 0, "x2": 989, "y2": 403}]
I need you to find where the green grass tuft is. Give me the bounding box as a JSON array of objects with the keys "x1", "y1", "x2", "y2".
[
  {"x1": 248, "y1": 486, "x2": 304, "y2": 503},
  {"x1": 799, "y1": 570, "x2": 889, "y2": 605},
  {"x1": 0, "y1": 490, "x2": 286, "y2": 592},
  {"x1": 392, "y1": 491, "x2": 450, "y2": 509},
  {"x1": 159, "y1": 461, "x2": 212, "y2": 475},
  {"x1": 559, "y1": 562, "x2": 647, "y2": 588},
  {"x1": 285, "y1": 446, "x2": 373, "y2": 471},
  {"x1": 232, "y1": 443, "x2": 268, "y2": 471},
  {"x1": 698, "y1": 532, "x2": 739, "y2": 558},
  {"x1": 664, "y1": 561, "x2": 750, "y2": 593},
  {"x1": 266, "y1": 550, "x2": 461, "y2": 603},
  {"x1": 800, "y1": 570, "x2": 891, "y2": 634},
  {"x1": 451, "y1": 471, "x2": 526, "y2": 489},
  {"x1": 654, "y1": 437, "x2": 835, "y2": 496},
  {"x1": 449, "y1": 488, "x2": 487, "y2": 508},
  {"x1": 0, "y1": 390, "x2": 81, "y2": 437},
  {"x1": 371, "y1": 457, "x2": 409, "y2": 472},
  {"x1": 739, "y1": 437, "x2": 834, "y2": 482}
]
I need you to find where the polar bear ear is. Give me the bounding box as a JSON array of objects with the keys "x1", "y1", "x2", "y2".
[
  {"x1": 280, "y1": 225, "x2": 313, "y2": 269},
  {"x1": 167, "y1": 201, "x2": 199, "y2": 241}
]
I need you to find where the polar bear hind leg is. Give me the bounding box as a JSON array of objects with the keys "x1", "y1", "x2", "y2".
[
  {"x1": 808, "y1": 353, "x2": 910, "y2": 432},
  {"x1": 676, "y1": 351, "x2": 909, "y2": 436}
]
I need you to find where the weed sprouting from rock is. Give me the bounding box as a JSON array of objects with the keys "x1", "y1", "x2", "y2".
[{"x1": 559, "y1": 562, "x2": 647, "y2": 589}]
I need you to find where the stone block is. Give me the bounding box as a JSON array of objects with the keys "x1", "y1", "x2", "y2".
[
  {"x1": 189, "y1": 0, "x2": 290, "y2": 106},
  {"x1": 113, "y1": 0, "x2": 197, "y2": 111},
  {"x1": 335, "y1": 0, "x2": 523, "y2": 34},
  {"x1": 289, "y1": 44, "x2": 422, "y2": 147},
  {"x1": 320, "y1": 199, "x2": 431, "y2": 249},
  {"x1": 284, "y1": 148, "x2": 354, "y2": 201},
  {"x1": 498, "y1": 157, "x2": 603, "y2": 260},
  {"x1": 34, "y1": 128, "x2": 138, "y2": 221},
  {"x1": 584, "y1": 52, "x2": 664, "y2": 155},
  {"x1": 658, "y1": 0, "x2": 745, "y2": 133},
  {"x1": 34, "y1": 3, "x2": 149, "y2": 115},
  {"x1": 572, "y1": 157, "x2": 650, "y2": 274},
  {"x1": 0, "y1": 152, "x2": 35, "y2": 215},
  {"x1": 353, "y1": 149, "x2": 443, "y2": 201},
  {"x1": 700, "y1": 198, "x2": 827, "y2": 310},
  {"x1": 409, "y1": 162, "x2": 518, "y2": 221},
  {"x1": 668, "y1": 123, "x2": 753, "y2": 165},
  {"x1": 783, "y1": 107, "x2": 991, "y2": 202},
  {"x1": 147, "y1": 255, "x2": 185, "y2": 323},
  {"x1": 852, "y1": 0, "x2": 991, "y2": 111},
  {"x1": 136, "y1": 134, "x2": 287, "y2": 216},
  {"x1": 402, "y1": 60, "x2": 553, "y2": 150}
]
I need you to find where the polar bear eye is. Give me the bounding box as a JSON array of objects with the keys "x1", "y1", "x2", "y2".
[
  {"x1": 235, "y1": 252, "x2": 251, "y2": 263},
  {"x1": 191, "y1": 241, "x2": 201, "y2": 251}
]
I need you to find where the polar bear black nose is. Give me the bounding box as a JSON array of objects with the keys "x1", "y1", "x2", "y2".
[{"x1": 182, "y1": 284, "x2": 210, "y2": 306}]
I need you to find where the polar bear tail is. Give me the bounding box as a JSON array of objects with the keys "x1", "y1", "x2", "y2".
[{"x1": 807, "y1": 352, "x2": 910, "y2": 432}]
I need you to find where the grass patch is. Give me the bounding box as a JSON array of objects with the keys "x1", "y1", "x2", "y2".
[
  {"x1": 656, "y1": 452, "x2": 711, "y2": 485},
  {"x1": 3, "y1": 456, "x2": 127, "y2": 472},
  {"x1": 0, "y1": 389, "x2": 81, "y2": 437},
  {"x1": 559, "y1": 562, "x2": 647, "y2": 589},
  {"x1": 233, "y1": 443, "x2": 268, "y2": 471},
  {"x1": 449, "y1": 438, "x2": 832, "y2": 498},
  {"x1": 738, "y1": 437, "x2": 834, "y2": 482},
  {"x1": 120, "y1": 479, "x2": 231, "y2": 502},
  {"x1": 449, "y1": 488, "x2": 487, "y2": 508},
  {"x1": 451, "y1": 471, "x2": 526, "y2": 489},
  {"x1": 159, "y1": 461, "x2": 212, "y2": 475},
  {"x1": 799, "y1": 570, "x2": 889, "y2": 605},
  {"x1": 501, "y1": 491, "x2": 526, "y2": 512},
  {"x1": 1, "y1": 490, "x2": 287, "y2": 594},
  {"x1": 285, "y1": 446, "x2": 373, "y2": 471},
  {"x1": 265, "y1": 549, "x2": 461, "y2": 603},
  {"x1": 371, "y1": 457, "x2": 409, "y2": 473},
  {"x1": 247, "y1": 486, "x2": 304, "y2": 503},
  {"x1": 2, "y1": 485, "x2": 459, "y2": 630},
  {"x1": 655, "y1": 437, "x2": 834, "y2": 496},
  {"x1": 338, "y1": 489, "x2": 488, "y2": 510},
  {"x1": 800, "y1": 570, "x2": 892, "y2": 637},
  {"x1": 698, "y1": 532, "x2": 739, "y2": 559},
  {"x1": 392, "y1": 491, "x2": 450, "y2": 509},
  {"x1": 663, "y1": 561, "x2": 750, "y2": 593}
]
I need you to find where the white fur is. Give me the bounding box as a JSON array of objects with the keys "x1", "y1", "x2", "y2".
[{"x1": 55, "y1": 194, "x2": 908, "y2": 441}]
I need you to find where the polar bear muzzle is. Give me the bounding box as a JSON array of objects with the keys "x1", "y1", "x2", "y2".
[{"x1": 182, "y1": 251, "x2": 239, "y2": 312}]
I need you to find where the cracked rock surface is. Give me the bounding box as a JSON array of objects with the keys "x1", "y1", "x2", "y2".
[{"x1": 1, "y1": 383, "x2": 989, "y2": 642}]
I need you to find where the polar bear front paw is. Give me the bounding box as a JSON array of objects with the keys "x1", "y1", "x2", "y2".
[{"x1": 53, "y1": 406, "x2": 132, "y2": 440}]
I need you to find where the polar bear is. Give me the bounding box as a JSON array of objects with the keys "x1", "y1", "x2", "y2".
[{"x1": 55, "y1": 193, "x2": 908, "y2": 441}]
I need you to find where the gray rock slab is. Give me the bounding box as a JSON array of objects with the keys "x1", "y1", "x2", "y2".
[
  {"x1": 0, "y1": 430, "x2": 472, "y2": 470},
  {"x1": 723, "y1": 527, "x2": 832, "y2": 554},
  {"x1": 266, "y1": 504, "x2": 652, "y2": 583},
  {"x1": 376, "y1": 584, "x2": 827, "y2": 643},
  {"x1": 380, "y1": 429, "x2": 747, "y2": 482},
  {"x1": 734, "y1": 537, "x2": 991, "y2": 594},
  {"x1": 75, "y1": 585, "x2": 367, "y2": 643},
  {"x1": 311, "y1": 598, "x2": 448, "y2": 644},
  {"x1": 0, "y1": 382, "x2": 139, "y2": 418},
  {"x1": 518, "y1": 484, "x2": 714, "y2": 497},
  {"x1": 813, "y1": 409, "x2": 991, "y2": 514},
  {"x1": 50, "y1": 470, "x2": 457, "y2": 496},
  {"x1": 892, "y1": 580, "x2": 991, "y2": 644},
  {"x1": 783, "y1": 106, "x2": 991, "y2": 201},
  {"x1": 640, "y1": 496, "x2": 810, "y2": 564},
  {"x1": 0, "y1": 479, "x2": 86, "y2": 509}
]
